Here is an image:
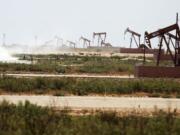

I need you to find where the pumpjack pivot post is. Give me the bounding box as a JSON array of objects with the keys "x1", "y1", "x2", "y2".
[{"x1": 124, "y1": 27, "x2": 141, "y2": 48}]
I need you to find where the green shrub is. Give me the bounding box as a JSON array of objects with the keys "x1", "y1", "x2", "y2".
[
  {"x1": 0, "y1": 102, "x2": 180, "y2": 135},
  {"x1": 53, "y1": 91, "x2": 65, "y2": 96},
  {"x1": 150, "y1": 93, "x2": 161, "y2": 97},
  {"x1": 0, "y1": 77, "x2": 180, "y2": 96},
  {"x1": 0, "y1": 55, "x2": 136, "y2": 74}
]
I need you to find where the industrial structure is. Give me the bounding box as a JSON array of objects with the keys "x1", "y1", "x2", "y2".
[
  {"x1": 54, "y1": 36, "x2": 63, "y2": 48},
  {"x1": 136, "y1": 13, "x2": 180, "y2": 78},
  {"x1": 92, "y1": 32, "x2": 113, "y2": 48},
  {"x1": 93, "y1": 32, "x2": 107, "y2": 47},
  {"x1": 145, "y1": 13, "x2": 180, "y2": 66},
  {"x1": 120, "y1": 27, "x2": 158, "y2": 54},
  {"x1": 79, "y1": 36, "x2": 91, "y2": 48},
  {"x1": 124, "y1": 27, "x2": 141, "y2": 48},
  {"x1": 67, "y1": 40, "x2": 76, "y2": 48},
  {"x1": 3, "y1": 12, "x2": 180, "y2": 79}
]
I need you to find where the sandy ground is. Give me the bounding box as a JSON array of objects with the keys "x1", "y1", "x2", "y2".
[
  {"x1": 61, "y1": 52, "x2": 154, "y2": 58},
  {"x1": 0, "y1": 95, "x2": 179, "y2": 112},
  {"x1": 3, "y1": 73, "x2": 134, "y2": 79}
]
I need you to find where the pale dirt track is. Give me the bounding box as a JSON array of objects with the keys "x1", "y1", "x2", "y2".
[
  {"x1": 0, "y1": 95, "x2": 180, "y2": 112},
  {"x1": 3, "y1": 73, "x2": 134, "y2": 79}
]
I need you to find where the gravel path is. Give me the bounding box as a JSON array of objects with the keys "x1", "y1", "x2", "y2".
[
  {"x1": 3, "y1": 73, "x2": 134, "y2": 79},
  {"x1": 0, "y1": 95, "x2": 179, "y2": 112}
]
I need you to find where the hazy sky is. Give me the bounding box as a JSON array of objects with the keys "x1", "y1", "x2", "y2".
[{"x1": 0, "y1": 0, "x2": 180, "y2": 47}]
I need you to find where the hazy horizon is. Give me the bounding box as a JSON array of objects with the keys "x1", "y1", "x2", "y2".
[{"x1": 0, "y1": 0, "x2": 179, "y2": 48}]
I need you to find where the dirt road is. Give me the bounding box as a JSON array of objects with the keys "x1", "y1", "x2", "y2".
[
  {"x1": 3, "y1": 73, "x2": 134, "y2": 79},
  {"x1": 0, "y1": 95, "x2": 179, "y2": 112}
]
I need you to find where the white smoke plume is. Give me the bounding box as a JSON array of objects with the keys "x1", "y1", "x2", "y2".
[{"x1": 0, "y1": 46, "x2": 18, "y2": 62}]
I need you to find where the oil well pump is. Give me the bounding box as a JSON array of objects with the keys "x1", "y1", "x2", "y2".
[
  {"x1": 54, "y1": 36, "x2": 63, "y2": 48},
  {"x1": 93, "y1": 32, "x2": 107, "y2": 47},
  {"x1": 124, "y1": 27, "x2": 142, "y2": 48},
  {"x1": 121, "y1": 28, "x2": 150, "y2": 54},
  {"x1": 44, "y1": 40, "x2": 54, "y2": 47},
  {"x1": 145, "y1": 13, "x2": 180, "y2": 66},
  {"x1": 79, "y1": 36, "x2": 91, "y2": 48},
  {"x1": 67, "y1": 40, "x2": 76, "y2": 48}
]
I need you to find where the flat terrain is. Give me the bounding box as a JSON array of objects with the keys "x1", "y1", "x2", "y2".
[{"x1": 1, "y1": 95, "x2": 180, "y2": 112}]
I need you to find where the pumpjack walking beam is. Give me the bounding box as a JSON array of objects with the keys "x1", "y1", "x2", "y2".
[
  {"x1": 79, "y1": 36, "x2": 91, "y2": 48},
  {"x1": 93, "y1": 32, "x2": 107, "y2": 47},
  {"x1": 124, "y1": 27, "x2": 141, "y2": 48}
]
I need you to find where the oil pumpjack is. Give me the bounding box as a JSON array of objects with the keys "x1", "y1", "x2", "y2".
[
  {"x1": 92, "y1": 32, "x2": 112, "y2": 47},
  {"x1": 67, "y1": 40, "x2": 76, "y2": 48},
  {"x1": 93, "y1": 32, "x2": 107, "y2": 47},
  {"x1": 135, "y1": 13, "x2": 180, "y2": 78},
  {"x1": 144, "y1": 13, "x2": 180, "y2": 66},
  {"x1": 79, "y1": 36, "x2": 91, "y2": 48},
  {"x1": 124, "y1": 27, "x2": 141, "y2": 48}
]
